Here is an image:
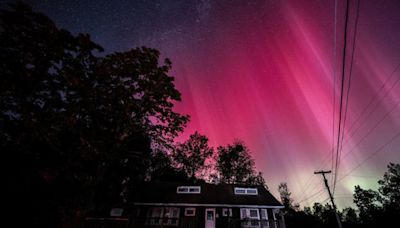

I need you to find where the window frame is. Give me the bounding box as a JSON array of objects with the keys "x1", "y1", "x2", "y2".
[
  {"x1": 240, "y1": 208, "x2": 260, "y2": 220},
  {"x1": 234, "y1": 187, "x2": 258, "y2": 195},
  {"x1": 184, "y1": 208, "x2": 196, "y2": 216},
  {"x1": 176, "y1": 186, "x2": 201, "y2": 194},
  {"x1": 163, "y1": 207, "x2": 180, "y2": 226}
]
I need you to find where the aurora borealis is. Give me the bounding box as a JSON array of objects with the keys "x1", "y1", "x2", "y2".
[{"x1": 17, "y1": 0, "x2": 400, "y2": 208}]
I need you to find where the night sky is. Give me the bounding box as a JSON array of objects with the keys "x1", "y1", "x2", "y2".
[{"x1": 5, "y1": 0, "x2": 400, "y2": 208}]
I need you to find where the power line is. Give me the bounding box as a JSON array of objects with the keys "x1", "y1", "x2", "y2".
[
  {"x1": 321, "y1": 197, "x2": 331, "y2": 204},
  {"x1": 338, "y1": 130, "x2": 400, "y2": 183},
  {"x1": 341, "y1": 67, "x2": 400, "y2": 148},
  {"x1": 300, "y1": 97, "x2": 394, "y2": 198},
  {"x1": 297, "y1": 188, "x2": 326, "y2": 204},
  {"x1": 339, "y1": 174, "x2": 380, "y2": 179},
  {"x1": 331, "y1": 0, "x2": 339, "y2": 186},
  {"x1": 321, "y1": 62, "x2": 400, "y2": 185},
  {"x1": 340, "y1": 100, "x2": 399, "y2": 161},
  {"x1": 335, "y1": 0, "x2": 361, "y2": 194},
  {"x1": 343, "y1": 63, "x2": 400, "y2": 146},
  {"x1": 333, "y1": 0, "x2": 350, "y2": 195},
  {"x1": 295, "y1": 154, "x2": 332, "y2": 202}
]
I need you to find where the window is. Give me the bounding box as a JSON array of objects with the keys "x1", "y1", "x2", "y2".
[
  {"x1": 164, "y1": 207, "x2": 179, "y2": 218},
  {"x1": 177, "y1": 187, "x2": 188, "y2": 193},
  {"x1": 249, "y1": 209, "x2": 258, "y2": 218},
  {"x1": 184, "y1": 208, "x2": 196, "y2": 216},
  {"x1": 110, "y1": 208, "x2": 123, "y2": 217},
  {"x1": 164, "y1": 207, "x2": 180, "y2": 226},
  {"x1": 222, "y1": 208, "x2": 233, "y2": 217},
  {"x1": 146, "y1": 207, "x2": 163, "y2": 225},
  {"x1": 206, "y1": 210, "x2": 214, "y2": 220},
  {"x1": 247, "y1": 189, "x2": 258, "y2": 194},
  {"x1": 189, "y1": 187, "x2": 199, "y2": 193},
  {"x1": 176, "y1": 186, "x2": 201, "y2": 194},
  {"x1": 146, "y1": 207, "x2": 179, "y2": 226},
  {"x1": 234, "y1": 187, "x2": 258, "y2": 195},
  {"x1": 241, "y1": 208, "x2": 261, "y2": 228},
  {"x1": 240, "y1": 208, "x2": 260, "y2": 220}
]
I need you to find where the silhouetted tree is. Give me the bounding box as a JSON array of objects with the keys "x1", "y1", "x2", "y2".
[
  {"x1": 311, "y1": 202, "x2": 337, "y2": 228},
  {"x1": 341, "y1": 207, "x2": 359, "y2": 226},
  {"x1": 378, "y1": 163, "x2": 400, "y2": 210},
  {"x1": 353, "y1": 185, "x2": 382, "y2": 224},
  {"x1": 246, "y1": 171, "x2": 268, "y2": 188},
  {"x1": 1, "y1": 2, "x2": 188, "y2": 226},
  {"x1": 173, "y1": 132, "x2": 213, "y2": 180},
  {"x1": 352, "y1": 163, "x2": 400, "y2": 227},
  {"x1": 148, "y1": 150, "x2": 188, "y2": 182},
  {"x1": 278, "y1": 182, "x2": 298, "y2": 211},
  {"x1": 216, "y1": 140, "x2": 262, "y2": 184}
]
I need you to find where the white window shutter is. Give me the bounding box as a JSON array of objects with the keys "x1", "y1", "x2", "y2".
[
  {"x1": 240, "y1": 208, "x2": 248, "y2": 219},
  {"x1": 261, "y1": 209, "x2": 268, "y2": 220}
]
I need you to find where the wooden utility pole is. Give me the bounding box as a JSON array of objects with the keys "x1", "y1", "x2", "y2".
[{"x1": 314, "y1": 170, "x2": 342, "y2": 228}]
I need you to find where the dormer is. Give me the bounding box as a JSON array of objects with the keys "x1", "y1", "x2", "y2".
[
  {"x1": 176, "y1": 186, "x2": 201, "y2": 194},
  {"x1": 234, "y1": 187, "x2": 258, "y2": 195}
]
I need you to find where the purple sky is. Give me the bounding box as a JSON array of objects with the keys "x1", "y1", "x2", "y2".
[{"x1": 18, "y1": 0, "x2": 400, "y2": 208}]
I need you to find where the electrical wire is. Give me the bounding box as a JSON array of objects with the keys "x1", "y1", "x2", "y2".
[
  {"x1": 331, "y1": 0, "x2": 339, "y2": 186},
  {"x1": 338, "y1": 130, "x2": 400, "y2": 183},
  {"x1": 334, "y1": 0, "x2": 361, "y2": 195},
  {"x1": 297, "y1": 188, "x2": 326, "y2": 204},
  {"x1": 333, "y1": 0, "x2": 350, "y2": 195}
]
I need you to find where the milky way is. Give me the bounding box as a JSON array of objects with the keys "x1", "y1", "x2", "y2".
[{"x1": 18, "y1": 0, "x2": 400, "y2": 208}]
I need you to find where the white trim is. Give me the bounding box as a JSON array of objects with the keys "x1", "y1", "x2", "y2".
[{"x1": 132, "y1": 202, "x2": 284, "y2": 209}]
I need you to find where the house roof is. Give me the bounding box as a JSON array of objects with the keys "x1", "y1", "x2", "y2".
[{"x1": 130, "y1": 182, "x2": 283, "y2": 208}]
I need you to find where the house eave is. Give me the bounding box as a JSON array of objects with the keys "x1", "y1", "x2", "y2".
[{"x1": 131, "y1": 202, "x2": 284, "y2": 209}]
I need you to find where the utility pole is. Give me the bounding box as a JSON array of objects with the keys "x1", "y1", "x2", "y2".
[{"x1": 314, "y1": 170, "x2": 342, "y2": 228}]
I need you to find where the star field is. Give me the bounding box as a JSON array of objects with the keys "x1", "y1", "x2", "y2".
[{"x1": 8, "y1": 0, "x2": 400, "y2": 208}]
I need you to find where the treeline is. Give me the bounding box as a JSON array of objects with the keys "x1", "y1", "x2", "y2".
[
  {"x1": 1, "y1": 3, "x2": 264, "y2": 227},
  {"x1": 279, "y1": 163, "x2": 400, "y2": 228}
]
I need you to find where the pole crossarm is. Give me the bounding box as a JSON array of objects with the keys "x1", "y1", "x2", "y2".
[{"x1": 314, "y1": 170, "x2": 342, "y2": 228}]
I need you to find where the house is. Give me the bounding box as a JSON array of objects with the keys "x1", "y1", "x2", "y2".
[{"x1": 126, "y1": 181, "x2": 285, "y2": 228}]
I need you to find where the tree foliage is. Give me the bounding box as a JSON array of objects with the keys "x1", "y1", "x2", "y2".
[
  {"x1": 1, "y1": 2, "x2": 188, "y2": 226},
  {"x1": 215, "y1": 140, "x2": 265, "y2": 185},
  {"x1": 147, "y1": 150, "x2": 188, "y2": 182},
  {"x1": 377, "y1": 163, "x2": 400, "y2": 210},
  {"x1": 278, "y1": 182, "x2": 298, "y2": 211},
  {"x1": 351, "y1": 163, "x2": 400, "y2": 227},
  {"x1": 172, "y1": 131, "x2": 213, "y2": 179}
]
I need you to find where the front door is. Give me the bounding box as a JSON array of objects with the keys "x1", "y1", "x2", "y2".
[{"x1": 205, "y1": 208, "x2": 216, "y2": 228}]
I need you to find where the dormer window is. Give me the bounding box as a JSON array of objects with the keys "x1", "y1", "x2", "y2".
[
  {"x1": 177, "y1": 186, "x2": 201, "y2": 194},
  {"x1": 234, "y1": 187, "x2": 258, "y2": 195}
]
